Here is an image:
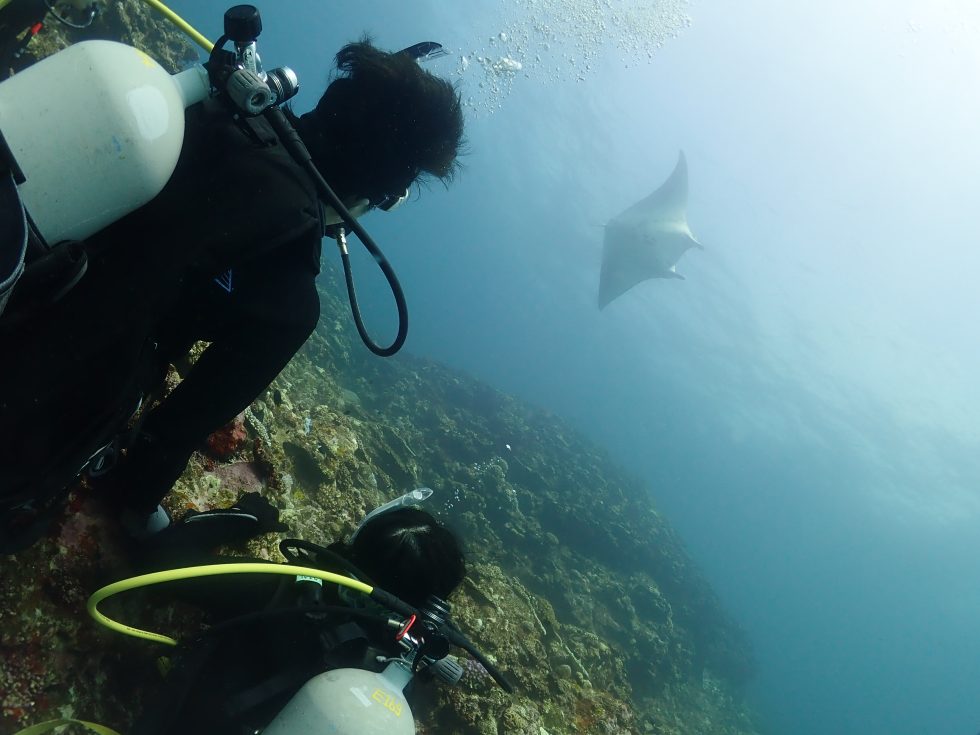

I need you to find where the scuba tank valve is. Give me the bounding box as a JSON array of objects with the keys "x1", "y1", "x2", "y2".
[{"x1": 207, "y1": 4, "x2": 298, "y2": 115}]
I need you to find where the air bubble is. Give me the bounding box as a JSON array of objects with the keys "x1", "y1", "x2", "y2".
[{"x1": 453, "y1": 0, "x2": 693, "y2": 116}]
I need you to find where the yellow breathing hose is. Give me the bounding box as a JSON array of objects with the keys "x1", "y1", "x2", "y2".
[
  {"x1": 0, "y1": 0, "x2": 15, "y2": 14},
  {"x1": 138, "y1": 0, "x2": 213, "y2": 53},
  {"x1": 13, "y1": 719, "x2": 122, "y2": 735},
  {"x1": 8, "y1": 567, "x2": 373, "y2": 735},
  {"x1": 13, "y1": 564, "x2": 373, "y2": 734},
  {"x1": 87, "y1": 563, "x2": 375, "y2": 645}
]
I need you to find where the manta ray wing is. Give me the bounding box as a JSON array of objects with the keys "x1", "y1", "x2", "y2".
[
  {"x1": 598, "y1": 151, "x2": 702, "y2": 309},
  {"x1": 610, "y1": 150, "x2": 689, "y2": 229}
]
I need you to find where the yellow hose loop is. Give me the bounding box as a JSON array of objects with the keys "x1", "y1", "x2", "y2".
[
  {"x1": 139, "y1": 0, "x2": 213, "y2": 53},
  {"x1": 11, "y1": 719, "x2": 122, "y2": 735},
  {"x1": 87, "y1": 563, "x2": 375, "y2": 646}
]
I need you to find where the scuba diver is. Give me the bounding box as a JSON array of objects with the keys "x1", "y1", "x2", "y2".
[
  {"x1": 0, "y1": 4, "x2": 465, "y2": 549},
  {"x1": 17, "y1": 487, "x2": 512, "y2": 734},
  {"x1": 128, "y1": 498, "x2": 472, "y2": 734}
]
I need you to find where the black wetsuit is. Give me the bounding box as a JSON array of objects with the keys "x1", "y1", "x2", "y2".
[{"x1": 0, "y1": 99, "x2": 323, "y2": 516}]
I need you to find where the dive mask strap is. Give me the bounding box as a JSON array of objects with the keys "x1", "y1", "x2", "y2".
[{"x1": 349, "y1": 487, "x2": 433, "y2": 542}]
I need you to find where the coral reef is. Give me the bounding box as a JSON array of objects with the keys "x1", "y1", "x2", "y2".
[
  {"x1": 0, "y1": 5, "x2": 759, "y2": 734},
  {"x1": 0, "y1": 265, "x2": 760, "y2": 734}
]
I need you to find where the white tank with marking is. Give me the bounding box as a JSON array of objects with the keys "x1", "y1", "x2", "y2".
[{"x1": 0, "y1": 40, "x2": 209, "y2": 245}]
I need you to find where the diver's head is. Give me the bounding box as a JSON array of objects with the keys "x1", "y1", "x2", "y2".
[
  {"x1": 292, "y1": 39, "x2": 464, "y2": 207},
  {"x1": 342, "y1": 507, "x2": 465, "y2": 609}
]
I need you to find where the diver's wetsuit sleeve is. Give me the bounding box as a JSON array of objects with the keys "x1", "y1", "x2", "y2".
[{"x1": 109, "y1": 241, "x2": 322, "y2": 514}]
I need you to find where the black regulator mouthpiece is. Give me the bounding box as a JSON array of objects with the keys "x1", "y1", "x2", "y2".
[{"x1": 209, "y1": 5, "x2": 299, "y2": 115}]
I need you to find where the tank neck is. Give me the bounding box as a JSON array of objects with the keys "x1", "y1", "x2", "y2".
[
  {"x1": 380, "y1": 660, "x2": 413, "y2": 692},
  {"x1": 172, "y1": 65, "x2": 211, "y2": 108}
]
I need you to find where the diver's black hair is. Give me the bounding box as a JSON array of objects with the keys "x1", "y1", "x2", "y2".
[
  {"x1": 337, "y1": 507, "x2": 465, "y2": 609},
  {"x1": 290, "y1": 38, "x2": 465, "y2": 204}
]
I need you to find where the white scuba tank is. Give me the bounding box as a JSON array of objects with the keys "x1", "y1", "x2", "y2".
[
  {"x1": 0, "y1": 39, "x2": 210, "y2": 245},
  {"x1": 261, "y1": 663, "x2": 416, "y2": 735}
]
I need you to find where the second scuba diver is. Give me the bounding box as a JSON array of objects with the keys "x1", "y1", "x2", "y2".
[
  {"x1": 129, "y1": 502, "x2": 469, "y2": 734},
  {"x1": 0, "y1": 23, "x2": 465, "y2": 543}
]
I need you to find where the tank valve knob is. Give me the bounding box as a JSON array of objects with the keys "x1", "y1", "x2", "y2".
[{"x1": 224, "y1": 4, "x2": 262, "y2": 43}]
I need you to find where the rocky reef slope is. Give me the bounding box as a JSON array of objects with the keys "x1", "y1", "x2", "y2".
[{"x1": 1, "y1": 268, "x2": 759, "y2": 735}]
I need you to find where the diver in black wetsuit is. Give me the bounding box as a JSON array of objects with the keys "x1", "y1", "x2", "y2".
[
  {"x1": 0, "y1": 40, "x2": 464, "y2": 539},
  {"x1": 133, "y1": 505, "x2": 468, "y2": 734}
]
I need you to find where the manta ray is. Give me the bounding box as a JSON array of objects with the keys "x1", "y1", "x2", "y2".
[{"x1": 598, "y1": 151, "x2": 702, "y2": 309}]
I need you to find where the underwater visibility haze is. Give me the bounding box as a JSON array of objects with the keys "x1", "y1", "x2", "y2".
[{"x1": 1, "y1": 0, "x2": 978, "y2": 733}]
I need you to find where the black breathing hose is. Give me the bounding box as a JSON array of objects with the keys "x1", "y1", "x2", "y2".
[{"x1": 262, "y1": 107, "x2": 409, "y2": 357}]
